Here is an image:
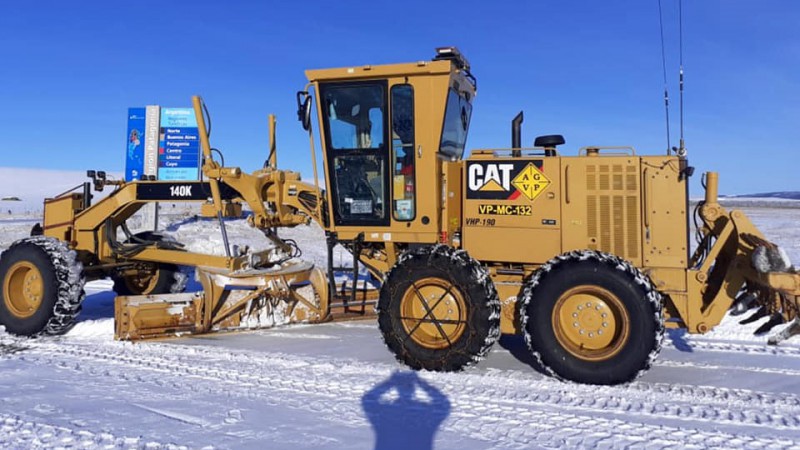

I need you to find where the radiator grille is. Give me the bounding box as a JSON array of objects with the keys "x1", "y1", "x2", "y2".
[{"x1": 586, "y1": 163, "x2": 640, "y2": 259}]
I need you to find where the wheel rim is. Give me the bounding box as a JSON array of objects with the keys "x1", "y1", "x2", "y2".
[
  {"x1": 122, "y1": 264, "x2": 159, "y2": 295},
  {"x1": 552, "y1": 285, "x2": 630, "y2": 361},
  {"x1": 399, "y1": 277, "x2": 468, "y2": 349},
  {"x1": 3, "y1": 261, "x2": 44, "y2": 319}
]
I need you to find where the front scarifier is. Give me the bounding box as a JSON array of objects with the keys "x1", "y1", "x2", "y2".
[{"x1": 378, "y1": 246, "x2": 501, "y2": 371}]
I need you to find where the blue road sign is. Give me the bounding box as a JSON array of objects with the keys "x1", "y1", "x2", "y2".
[
  {"x1": 125, "y1": 108, "x2": 147, "y2": 181},
  {"x1": 158, "y1": 108, "x2": 201, "y2": 181}
]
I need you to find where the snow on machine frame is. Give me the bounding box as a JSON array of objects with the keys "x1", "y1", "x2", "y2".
[{"x1": 1, "y1": 47, "x2": 798, "y2": 385}]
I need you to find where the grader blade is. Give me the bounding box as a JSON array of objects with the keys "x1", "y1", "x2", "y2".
[
  {"x1": 114, "y1": 260, "x2": 330, "y2": 341},
  {"x1": 115, "y1": 293, "x2": 202, "y2": 340}
]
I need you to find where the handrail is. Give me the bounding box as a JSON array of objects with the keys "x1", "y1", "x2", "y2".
[
  {"x1": 470, "y1": 147, "x2": 560, "y2": 157},
  {"x1": 643, "y1": 168, "x2": 651, "y2": 228},
  {"x1": 578, "y1": 146, "x2": 637, "y2": 156}
]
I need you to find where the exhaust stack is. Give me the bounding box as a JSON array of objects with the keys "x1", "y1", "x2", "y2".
[{"x1": 512, "y1": 111, "x2": 523, "y2": 157}]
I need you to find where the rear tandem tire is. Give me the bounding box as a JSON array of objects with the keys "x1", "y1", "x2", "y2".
[
  {"x1": 0, "y1": 237, "x2": 85, "y2": 336},
  {"x1": 378, "y1": 246, "x2": 500, "y2": 371},
  {"x1": 520, "y1": 250, "x2": 664, "y2": 385}
]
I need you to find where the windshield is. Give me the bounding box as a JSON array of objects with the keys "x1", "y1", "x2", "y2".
[{"x1": 439, "y1": 89, "x2": 472, "y2": 159}]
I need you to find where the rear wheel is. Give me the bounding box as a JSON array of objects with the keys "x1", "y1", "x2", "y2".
[
  {"x1": 378, "y1": 246, "x2": 500, "y2": 371},
  {"x1": 0, "y1": 237, "x2": 85, "y2": 336},
  {"x1": 520, "y1": 251, "x2": 664, "y2": 384}
]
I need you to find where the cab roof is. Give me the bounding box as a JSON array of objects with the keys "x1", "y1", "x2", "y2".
[{"x1": 305, "y1": 59, "x2": 454, "y2": 83}]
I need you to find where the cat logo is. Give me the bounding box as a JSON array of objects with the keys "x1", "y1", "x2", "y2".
[
  {"x1": 468, "y1": 163, "x2": 514, "y2": 192},
  {"x1": 511, "y1": 163, "x2": 551, "y2": 201},
  {"x1": 466, "y1": 160, "x2": 551, "y2": 201}
]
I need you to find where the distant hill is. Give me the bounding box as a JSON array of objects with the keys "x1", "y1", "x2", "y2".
[{"x1": 725, "y1": 192, "x2": 800, "y2": 200}]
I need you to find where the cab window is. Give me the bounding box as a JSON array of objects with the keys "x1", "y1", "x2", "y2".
[
  {"x1": 391, "y1": 84, "x2": 415, "y2": 221},
  {"x1": 439, "y1": 89, "x2": 472, "y2": 159}
]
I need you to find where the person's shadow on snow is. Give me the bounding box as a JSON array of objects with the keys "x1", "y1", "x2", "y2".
[{"x1": 362, "y1": 371, "x2": 450, "y2": 450}]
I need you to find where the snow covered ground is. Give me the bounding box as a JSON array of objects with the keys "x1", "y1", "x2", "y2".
[{"x1": 0, "y1": 204, "x2": 799, "y2": 449}]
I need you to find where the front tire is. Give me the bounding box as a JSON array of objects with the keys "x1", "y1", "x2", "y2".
[
  {"x1": 110, "y1": 232, "x2": 186, "y2": 296},
  {"x1": 111, "y1": 263, "x2": 184, "y2": 296},
  {"x1": 378, "y1": 246, "x2": 500, "y2": 371},
  {"x1": 520, "y1": 251, "x2": 664, "y2": 384},
  {"x1": 0, "y1": 237, "x2": 85, "y2": 336}
]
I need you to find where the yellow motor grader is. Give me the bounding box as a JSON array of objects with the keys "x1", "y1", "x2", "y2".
[{"x1": 1, "y1": 47, "x2": 798, "y2": 385}]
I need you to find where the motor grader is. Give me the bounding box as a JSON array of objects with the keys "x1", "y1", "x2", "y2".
[{"x1": 1, "y1": 47, "x2": 798, "y2": 385}]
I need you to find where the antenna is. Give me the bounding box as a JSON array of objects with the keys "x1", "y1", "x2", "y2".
[
  {"x1": 677, "y1": 0, "x2": 686, "y2": 156},
  {"x1": 657, "y1": 0, "x2": 671, "y2": 155}
]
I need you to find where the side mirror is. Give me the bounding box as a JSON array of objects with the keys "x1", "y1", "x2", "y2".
[{"x1": 296, "y1": 91, "x2": 312, "y2": 131}]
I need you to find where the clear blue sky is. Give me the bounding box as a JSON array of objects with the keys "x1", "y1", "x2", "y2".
[{"x1": 1, "y1": 0, "x2": 797, "y2": 195}]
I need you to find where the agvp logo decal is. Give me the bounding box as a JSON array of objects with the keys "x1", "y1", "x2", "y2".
[
  {"x1": 511, "y1": 163, "x2": 551, "y2": 201},
  {"x1": 466, "y1": 160, "x2": 550, "y2": 201}
]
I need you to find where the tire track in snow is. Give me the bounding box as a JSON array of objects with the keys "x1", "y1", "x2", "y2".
[
  {"x1": 0, "y1": 414, "x2": 185, "y2": 449},
  {"x1": 14, "y1": 340, "x2": 800, "y2": 449},
  {"x1": 663, "y1": 338, "x2": 800, "y2": 358},
  {"x1": 122, "y1": 340, "x2": 800, "y2": 413},
  {"x1": 658, "y1": 359, "x2": 800, "y2": 376}
]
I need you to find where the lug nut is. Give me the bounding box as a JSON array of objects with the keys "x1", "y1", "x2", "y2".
[
  {"x1": 572, "y1": 312, "x2": 578, "y2": 318},
  {"x1": 586, "y1": 302, "x2": 592, "y2": 307},
  {"x1": 602, "y1": 322, "x2": 608, "y2": 327},
  {"x1": 573, "y1": 322, "x2": 579, "y2": 327}
]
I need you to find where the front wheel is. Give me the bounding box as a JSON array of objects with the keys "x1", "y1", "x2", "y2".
[
  {"x1": 111, "y1": 263, "x2": 184, "y2": 296},
  {"x1": 378, "y1": 246, "x2": 500, "y2": 371},
  {"x1": 110, "y1": 232, "x2": 186, "y2": 296},
  {"x1": 0, "y1": 237, "x2": 85, "y2": 336},
  {"x1": 520, "y1": 251, "x2": 664, "y2": 384}
]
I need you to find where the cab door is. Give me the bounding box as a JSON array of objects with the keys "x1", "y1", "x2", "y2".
[{"x1": 319, "y1": 81, "x2": 391, "y2": 228}]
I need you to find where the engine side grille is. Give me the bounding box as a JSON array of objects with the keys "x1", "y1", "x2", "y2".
[{"x1": 586, "y1": 163, "x2": 640, "y2": 259}]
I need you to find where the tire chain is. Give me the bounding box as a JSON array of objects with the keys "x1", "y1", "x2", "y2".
[
  {"x1": 2, "y1": 237, "x2": 86, "y2": 335},
  {"x1": 378, "y1": 244, "x2": 501, "y2": 369},
  {"x1": 518, "y1": 249, "x2": 665, "y2": 381}
]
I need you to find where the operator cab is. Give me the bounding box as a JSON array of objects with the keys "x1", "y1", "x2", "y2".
[{"x1": 304, "y1": 47, "x2": 476, "y2": 232}]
